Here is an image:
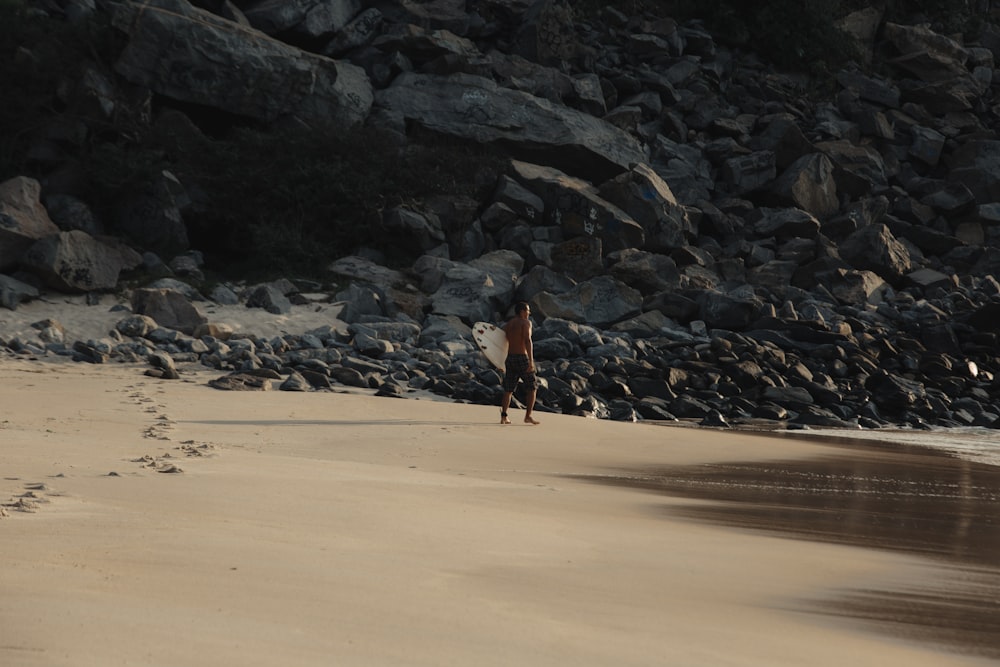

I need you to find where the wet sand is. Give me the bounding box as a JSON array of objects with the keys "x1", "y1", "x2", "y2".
[
  {"x1": 579, "y1": 431, "x2": 1000, "y2": 659},
  {"x1": 1, "y1": 358, "x2": 998, "y2": 666}
]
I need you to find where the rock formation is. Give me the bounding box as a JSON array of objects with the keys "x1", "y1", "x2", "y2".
[{"x1": 7, "y1": 0, "x2": 1000, "y2": 430}]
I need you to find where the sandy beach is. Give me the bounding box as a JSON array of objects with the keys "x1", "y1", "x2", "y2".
[{"x1": 2, "y1": 346, "x2": 998, "y2": 666}]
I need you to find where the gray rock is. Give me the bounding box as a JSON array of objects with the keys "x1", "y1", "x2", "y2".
[
  {"x1": 245, "y1": 285, "x2": 292, "y2": 314},
  {"x1": 598, "y1": 162, "x2": 694, "y2": 253},
  {"x1": 509, "y1": 160, "x2": 645, "y2": 252},
  {"x1": 43, "y1": 194, "x2": 104, "y2": 236},
  {"x1": 131, "y1": 288, "x2": 208, "y2": 335},
  {"x1": 376, "y1": 73, "x2": 647, "y2": 182},
  {"x1": 418, "y1": 314, "x2": 469, "y2": 346},
  {"x1": 699, "y1": 289, "x2": 762, "y2": 330},
  {"x1": 750, "y1": 114, "x2": 814, "y2": 170},
  {"x1": 770, "y1": 153, "x2": 839, "y2": 220},
  {"x1": 209, "y1": 372, "x2": 274, "y2": 391},
  {"x1": 815, "y1": 140, "x2": 888, "y2": 194},
  {"x1": 549, "y1": 236, "x2": 604, "y2": 283},
  {"x1": 430, "y1": 263, "x2": 498, "y2": 323},
  {"x1": 748, "y1": 208, "x2": 820, "y2": 240},
  {"x1": 722, "y1": 151, "x2": 776, "y2": 196},
  {"x1": 380, "y1": 207, "x2": 446, "y2": 253},
  {"x1": 323, "y1": 7, "x2": 382, "y2": 56},
  {"x1": 210, "y1": 284, "x2": 240, "y2": 305},
  {"x1": 328, "y1": 256, "x2": 406, "y2": 289},
  {"x1": 829, "y1": 269, "x2": 890, "y2": 306},
  {"x1": 514, "y1": 265, "x2": 576, "y2": 302},
  {"x1": 840, "y1": 224, "x2": 912, "y2": 284},
  {"x1": 650, "y1": 136, "x2": 713, "y2": 204},
  {"x1": 336, "y1": 283, "x2": 385, "y2": 322},
  {"x1": 510, "y1": 0, "x2": 576, "y2": 66},
  {"x1": 112, "y1": 0, "x2": 372, "y2": 130},
  {"x1": 533, "y1": 275, "x2": 641, "y2": 327},
  {"x1": 296, "y1": 0, "x2": 361, "y2": 40},
  {"x1": 607, "y1": 248, "x2": 680, "y2": 293},
  {"x1": 0, "y1": 274, "x2": 40, "y2": 311},
  {"x1": 22, "y1": 231, "x2": 142, "y2": 293},
  {"x1": 372, "y1": 23, "x2": 479, "y2": 65},
  {"x1": 492, "y1": 175, "x2": 545, "y2": 224},
  {"x1": 279, "y1": 370, "x2": 312, "y2": 391},
  {"x1": 469, "y1": 250, "x2": 524, "y2": 304},
  {"x1": 0, "y1": 177, "x2": 60, "y2": 272},
  {"x1": 116, "y1": 315, "x2": 159, "y2": 338}
]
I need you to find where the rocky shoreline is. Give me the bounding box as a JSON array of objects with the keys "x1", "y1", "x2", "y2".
[
  {"x1": 3, "y1": 266, "x2": 999, "y2": 432},
  {"x1": 5, "y1": 0, "x2": 1000, "y2": 430}
]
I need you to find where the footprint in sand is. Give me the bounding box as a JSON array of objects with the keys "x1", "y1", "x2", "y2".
[
  {"x1": 178, "y1": 441, "x2": 216, "y2": 458},
  {"x1": 0, "y1": 481, "x2": 66, "y2": 516},
  {"x1": 142, "y1": 415, "x2": 176, "y2": 441}
]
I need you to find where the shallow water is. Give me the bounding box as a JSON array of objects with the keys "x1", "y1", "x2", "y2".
[
  {"x1": 797, "y1": 425, "x2": 1000, "y2": 470},
  {"x1": 579, "y1": 430, "x2": 1000, "y2": 659}
]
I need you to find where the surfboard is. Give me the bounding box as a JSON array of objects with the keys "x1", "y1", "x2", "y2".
[{"x1": 472, "y1": 321, "x2": 509, "y2": 372}]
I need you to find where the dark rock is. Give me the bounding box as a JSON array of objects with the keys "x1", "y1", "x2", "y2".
[
  {"x1": 377, "y1": 73, "x2": 646, "y2": 182},
  {"x1": 112, "y1": 0, "x2": 372, "y2": 129},
  {"x1": 131, "y1": 288, "x2": 207, "y2": 335}
]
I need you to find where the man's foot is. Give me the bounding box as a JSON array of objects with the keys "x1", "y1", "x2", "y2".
[
  {"x1": 524, "y1": 415, "x2": 540, "y2": 425},
  {"x1": 501, "y1": 411, "x2": 511, "y2": 425}
]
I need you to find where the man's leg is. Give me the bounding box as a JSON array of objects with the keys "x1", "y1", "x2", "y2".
[
  {"x1": 500, "y1": 391, "x2": 512, "y2": 424},
  {"x1": 524, "y1": 387, "x2": 539, "y2": 425}
]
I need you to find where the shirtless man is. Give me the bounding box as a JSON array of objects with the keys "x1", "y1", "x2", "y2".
[{"x1": 500, "y1": 302, "x2": 540, "y2": 425}]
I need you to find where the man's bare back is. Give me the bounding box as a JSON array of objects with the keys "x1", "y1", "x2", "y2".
[
  {"x1": 503, "y1": 317, "x2": 531, "y2": 356},
  {"x1": 500, "y1": 303, "x2": 539, "y2": 425}
]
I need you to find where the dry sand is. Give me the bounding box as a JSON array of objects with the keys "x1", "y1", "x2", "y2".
[{"x1": 2, "y1": 298, "x2": 999, "y2": 666}]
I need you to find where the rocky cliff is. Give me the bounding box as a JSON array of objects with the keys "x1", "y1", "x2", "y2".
[{"x1": 6, "y1": 0, "x2": 1000, "y2": 430}]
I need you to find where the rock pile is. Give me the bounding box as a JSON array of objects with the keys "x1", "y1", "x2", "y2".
[{"x1": 6, "y1": 0, "x2": 1000, "y2": 430}]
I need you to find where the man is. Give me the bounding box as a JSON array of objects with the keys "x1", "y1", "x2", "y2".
[{"x1": 501, "y1": 301, "x2": 540, "y2": 425}]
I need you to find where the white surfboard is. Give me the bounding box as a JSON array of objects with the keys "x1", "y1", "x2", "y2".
[{"x1": 472, "y1": 321, "x2": 509, "y2": 372}]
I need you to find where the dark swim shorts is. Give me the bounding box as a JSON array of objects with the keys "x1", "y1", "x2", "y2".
[{"x1": 502, "y1": 354, "x2": 537, "y2": 393}]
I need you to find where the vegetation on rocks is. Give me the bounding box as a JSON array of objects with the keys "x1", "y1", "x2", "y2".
[
  {"x1": 580, "y1": 0, "x2": 986, "y2": 75},
  {"x1": 0, "y1": 0, "x2": 502, "y2": 279}
]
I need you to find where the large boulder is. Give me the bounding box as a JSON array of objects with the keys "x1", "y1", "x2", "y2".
[
  {"x1": 882, "y1": 22, "x2": 972, "y2": 83},
  {"x1": 946, "y1": 140, "x2": 1000, "y2": 204},
  {"x1": 430, "y1": 264, "x2": 504, "y2": 322},
  {"x1": 242, "y1": 0, "x2": 361, "y2": 40},
  {"x1": 698, "y1": 288, "x2": 763, "y2": 331},
  {"x1": 22, "y1": 231, "x2": 142, "y2": 293},
  {"x1": 327, "y1": 255, "x2": 407, "y2": 289},
  {"x1": 375, "y1": 73, "x2": 647, "y2": 182},
  {"x1": 533, "y1": 275, "x2": 642, "y2": 327},
  {"x1": 815, "y1": 140, "x2": 889, "y2": 196},
  {"x1": 0, "y1": 177, "x2": 60, "y2": 272},
  {"x1": 650, "y1": 136, "x2": 714, "y2": 204},
  {"x1": 131, "y1": 288, "x2": 208, "y2": 335},
  {"x1": 598, "y1": 162, "x2": 695, "y2": 253},
  {"x1": 839, "y1": 224, "x2": 913, "y2": 284},
  {"x1": 468, "y1": 250, "x2": 524, "y2": 303},
  {"x1": 0, "y1": 274, "x2": 40, "y2": 311},
  {"x1": 770, "y1": 153, "x2": 839, "y2": 220},
  {"x1": 509, "y1": 160, "x2": 645, "y2": 252},
  {"x1": 112, "y1": 0, "x2": 372, "y2": 130},
  {"x1": 372, "y1": 23, "x2": 480, "y2": 66},
  {"x1": 829, "y1": 269, "x2": 891, "y2": 306},
  {"x1": 323, "y1": 7, "x2": 382, "y2": 56},
  {"x1": 607, "y1": 248, "x2": 681, "y2": 293},
  {"x1": 510, "y1": 0, "x2": 577, "y2": 66}
]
